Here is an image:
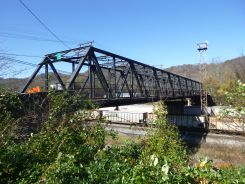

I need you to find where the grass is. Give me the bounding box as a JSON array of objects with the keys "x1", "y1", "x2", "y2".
[
  {"x1": 106, "y1": 130, "x2": 245, "y2": 168},
  {"x1": 190, "y1": 143, "x2": 245, "y2": 167},
  {"x1": 105, "y1": 132, "x2": 144, "y2": 145}
]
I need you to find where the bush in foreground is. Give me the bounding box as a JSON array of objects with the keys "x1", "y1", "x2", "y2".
[{"x1": 0, "y1": 91, "x2": 244, "y2": 183}]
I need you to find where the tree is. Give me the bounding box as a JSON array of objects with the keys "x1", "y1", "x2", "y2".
[
  {"x1": 0, "y1": 52, "x2": 29, "y2": 90},
  {"x1": 221, "y1": 80, "x2": 245, "y2": 123},
  {"x1": 0, "y1": 54, "x2": 10, "y2": 77}
]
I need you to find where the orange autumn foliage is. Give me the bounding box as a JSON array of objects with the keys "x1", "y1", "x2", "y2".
[{"x1": 27, "y1": 86, "x2": 41, "y2": 94}]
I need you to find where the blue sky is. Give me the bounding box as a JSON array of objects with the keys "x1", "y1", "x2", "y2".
[{"x1": 0, "y1": 0, "x2": 245, "y2": 77}]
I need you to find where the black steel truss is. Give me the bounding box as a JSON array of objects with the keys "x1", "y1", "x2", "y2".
[{"x1": 21, "y1": 46, "x2": 201, "y2": 100}]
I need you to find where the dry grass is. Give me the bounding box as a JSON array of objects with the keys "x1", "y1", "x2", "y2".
[
  {"x1": 105, "y1": 125, "x2": 245, "y2": 168},
  {"x1": 105, "y1": 132, "x2": 144, "y2": 145},
  {"x1": 106, "y1": 132, "x2": 245, "y2": 167},
  {"x1": 190, "y1": 143, "x2": 245, "y2": 167}
]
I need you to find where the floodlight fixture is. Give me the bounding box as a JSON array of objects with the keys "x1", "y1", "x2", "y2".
[{"x1": 197, "y1": 42, "x2": 208, "y2": 51}]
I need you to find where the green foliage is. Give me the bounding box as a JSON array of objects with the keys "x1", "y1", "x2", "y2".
[
  {"x1": 220, "y1": 80, "x2": 245, "y2": 123},
  {"x1": 0, "y1": 93, "x2": 244, "y2": 183},
  {"x1": 0, "y1": 91, "x2": 105, "y2": 183},
  {"x1": 142, "y1": 102, "x2": 188, "y2": 166},
  {"x1": 181, "y1": 158, "x2": 245, "y2": 183},
  {"x1": 219, "y1": 166, "x2": 245, "y2": 183},
  {"x1": 0, "y1": 88, "x2": 23, "y2": 144},
  {"x1": 47, "y1": 90, "x2": 95, "y2": 122},
  {"x1": 0, "y1": 88, "x2": 22, "y2": 120},
  {"x1": 225, "y1": 80, "x2": 245, "y2": 113}
]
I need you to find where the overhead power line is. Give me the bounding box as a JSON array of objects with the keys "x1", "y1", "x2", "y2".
[
  {"x1": 18, "y1": 0, "x2": 70, "y2": 49},
  {"x1": 0, "y1": 52, "x2": 42, "y2": 58},
  {"x1": 0, "y1": 55, "x2": 71, "y2": 75},
  {"x1": 0, "y1": 55, "x2": 36, "y2": 67},
  {"x1": 0, "y1": 32, "x2": 76, "y2": 44}
]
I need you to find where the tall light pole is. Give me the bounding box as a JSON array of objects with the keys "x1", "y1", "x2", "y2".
[{"x1": 197, "y1": 42, "x2": 208, "y2": 117}]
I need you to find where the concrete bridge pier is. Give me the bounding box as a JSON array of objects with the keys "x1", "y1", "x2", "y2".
[
  {"x1": 165, "y1": 100, "x2": 187, "y2": 115},
  {"x1": 190, "y1": 95, "x2": 215, "y2": 107}
]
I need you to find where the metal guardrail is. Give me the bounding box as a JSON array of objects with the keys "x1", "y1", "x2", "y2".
[
  {"x1": 102, "y1": 111, "x2": 148, "y2": 124},
  {"x1": 100, "y1": 111, "x2": 245, "y2": 132}
]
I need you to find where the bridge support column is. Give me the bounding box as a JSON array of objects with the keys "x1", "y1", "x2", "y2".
[{"x1": 165, "y1": 100, "x2": 186, "y2": 115}]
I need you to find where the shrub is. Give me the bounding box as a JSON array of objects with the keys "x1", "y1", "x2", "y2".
[
  {"x1": 0, "y1": 92, "x2": 244, "y2": 183},
  {"x1": 0, "y1": 88, "x2": 23, "y2": 145}
]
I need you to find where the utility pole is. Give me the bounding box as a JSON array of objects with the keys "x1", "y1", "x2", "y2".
[{"x1": 197, "y1": 42, "x2": 208, "y2": 124}]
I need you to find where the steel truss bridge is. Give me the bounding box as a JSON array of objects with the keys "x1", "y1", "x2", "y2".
[{"x1": 21, "y1": 46, "x2": 201, "y2": 106}]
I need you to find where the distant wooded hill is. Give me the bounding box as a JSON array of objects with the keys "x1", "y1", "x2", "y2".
[
  {"x1": 166, "y1": 56, "x2": 245, "y2": 104},
  {"x1": 0, "y1": 73, "x2": 70, "y2": 91},
  {"x1": 166, "y1": 56, "x2": 245, "y2": 82}
]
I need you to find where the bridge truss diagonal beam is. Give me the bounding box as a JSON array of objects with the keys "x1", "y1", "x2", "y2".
[{"x1": 21, "y1": 45, "x2": 201, "y2": 101}]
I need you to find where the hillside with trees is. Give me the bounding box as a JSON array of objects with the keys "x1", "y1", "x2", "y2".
[{"x1": 166, "y1": 56, "x2": 245, "y2": 104}]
